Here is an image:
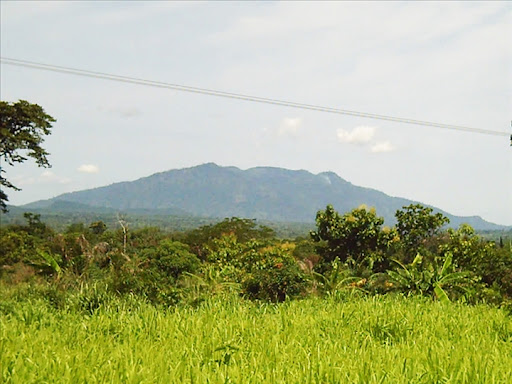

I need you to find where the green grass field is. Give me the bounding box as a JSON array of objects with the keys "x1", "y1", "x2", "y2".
[{"x1": 1, "y1": 289, "x2": 511, "y2": 383}]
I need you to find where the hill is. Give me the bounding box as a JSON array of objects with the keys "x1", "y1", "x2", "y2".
[{"x1": 22, "y1": 163, "x2": 506, "y2": 230}]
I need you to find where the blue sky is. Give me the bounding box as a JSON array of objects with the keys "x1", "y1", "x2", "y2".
[{"x1": 1, "y1": 1, "x2": 511, "y2": 225}]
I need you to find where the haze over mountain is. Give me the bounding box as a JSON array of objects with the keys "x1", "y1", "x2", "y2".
[{"x1": 24, "y1": 163, "x2": 505, "y2": 230}]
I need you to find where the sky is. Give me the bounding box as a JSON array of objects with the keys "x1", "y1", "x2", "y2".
[{"x1": 1, "y1": 1, "x2": 511, "y2": 225}]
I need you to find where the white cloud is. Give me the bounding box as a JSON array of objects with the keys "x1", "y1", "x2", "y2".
[
  {"x1": 371, "y1": 141, "x2": 396, "y2": 153},
  {"x1": 40, "y1": 170, "x2": 72, "y2": 184},
  {"x1": 78, "y1": 164, "x2": 100, "y2": 174},
  {"x1": 11, "y1": 175, "x2": 37, "y2": 186},
  {"x1": 337, "y1": 126, "x2": 376, "y2": 145},
  {"x1": 40, "y1": 170, "x2": 55, "y2": 178},
  {"x1": 278, "y1": 117, "x2": 302, "y2": 137},
  {"x1": 10, "y1": 171, "x2": 71, "y2": 186}
]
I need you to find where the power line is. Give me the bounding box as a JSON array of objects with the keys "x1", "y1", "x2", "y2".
[{"x1": 0, "y1": 56, "x2": 509, "y2": 137}]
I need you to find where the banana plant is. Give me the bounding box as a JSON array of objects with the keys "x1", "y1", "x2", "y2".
[
  {"x1": 30, "y1": 250, "x2": 63, "y2": 279},
  {"x1": 387, "y1": 252, "x2": 470, "y2": 303},
  {"x1": 181, "y1": 265, "x2": 241, "y2": 297},
  {"x1": 311, "y1": 258, "x2": 364, "y2": 294}
]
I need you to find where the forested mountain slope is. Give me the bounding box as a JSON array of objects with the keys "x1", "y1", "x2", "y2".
[{"x1": 24, "y1": 163, "x2": 505, "y2": 230}]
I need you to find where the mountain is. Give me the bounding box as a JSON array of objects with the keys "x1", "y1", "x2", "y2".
[{"x1": 23, "y1": 163, "x2": 506, "y2": 230}]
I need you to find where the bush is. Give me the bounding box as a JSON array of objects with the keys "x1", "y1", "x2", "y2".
[
  {"x1": 242, "y1": 261, "x2": 308, "y2": 302},
  {"x1": 111, "y1": 240, "x2": 199, "y2": 305},
  {"x1": 0, "y1": 229, "x2": 38, "y2": 266},
  {"x1": 140, "y1": 240, "x2": 200, "y2": 281},
  {"x1": 206, "y1": 235, "x2": 309, "y2": 302},
  {"x1": 439, "y1": 225, "x2": 512, "y2": 298}
]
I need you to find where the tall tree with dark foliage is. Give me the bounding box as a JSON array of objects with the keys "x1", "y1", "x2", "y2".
[{"x1": 0, "y1": 100, "x2": 55, "y2": 212}]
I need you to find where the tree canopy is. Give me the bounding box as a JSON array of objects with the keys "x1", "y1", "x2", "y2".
[
  {"x1": 395, "y1": 204, "x2": 450, "y2": 257},
  {"x1": 0, "y1": 100, "x2": 55, "y2": 211},
  {"x1": 310, "y1": 204, "x2": 391, "y2": 272}
]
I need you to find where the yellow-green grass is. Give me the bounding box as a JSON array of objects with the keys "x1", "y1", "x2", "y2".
[{"x1": 1, "y1": 291, "x2": 511, "y2": 383}]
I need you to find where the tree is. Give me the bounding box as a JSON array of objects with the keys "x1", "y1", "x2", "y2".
[
  {"x1": 395, "y1": 204, "x2": 449, "y2": 259},
  {"x1": 89, "y1": 221, "x2": 107, "y2": 235},
  {"x1": 0, "y1": 100, "x2": 55, "y2": 212},
  {"x1": 310, "y1": 204, "x2": 390, "y2": 272},
  {"x1": 140, "y1": 240, "x2": 200, "y2": 281},
  {"x1": 23, "y1": 212, "x2": 51, "y2": 237},
  {"x1": 183, "y1": 217, "x2": 275, "y2": 259}
]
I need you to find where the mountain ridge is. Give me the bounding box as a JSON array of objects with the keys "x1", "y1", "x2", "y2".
[{"x1": 23, "y1": 163, "x2": 507, "y2": 230}]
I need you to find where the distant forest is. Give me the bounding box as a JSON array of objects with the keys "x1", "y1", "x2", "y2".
[
  {"x1": 2, "y1": 204, "x2": 510, "y2": 241},
  {"x1": 1, "y1": 206, "x2": 314, "y2": 239}
]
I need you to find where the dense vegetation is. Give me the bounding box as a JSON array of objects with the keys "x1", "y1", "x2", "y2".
[
  {"x1": 1, "y1": 205, "x2": 314, "y2": 239},
  {"x1": 2, "y1": 203, "x2": 512, "y2": 382},
  {"x1": 1, "y1": 203, "x2": 511, "y2": 305}
]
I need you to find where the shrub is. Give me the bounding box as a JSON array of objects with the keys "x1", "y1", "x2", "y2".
[
  {"x1": 206, "y1": 235, "x2": 309, "y2": 302},
  {"x1": 140, "y1": 240, "x2": 200, "y2": 281},
  {"x1": 242, "y1": 260, "x2": 308, "y2": 302},
  {"x1": 111, "y1": 240, "x2": 199, "y2": 305}
]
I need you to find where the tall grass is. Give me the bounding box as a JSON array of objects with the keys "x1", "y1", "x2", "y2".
[{"x1": 1, "y1": 287, "x2": 511, "y2": 383}]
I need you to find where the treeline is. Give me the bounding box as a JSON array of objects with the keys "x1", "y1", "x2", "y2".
[
  {"x1": 1, "y1": 207, "x2": 313, "y2": 239},
  {"x1": 1, "y1": 204, "x2": 511, "y2": 306}
]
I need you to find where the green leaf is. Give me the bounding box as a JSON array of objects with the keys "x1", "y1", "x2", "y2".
[
  {"x1": 412, "y1": 253, "x2": 423, "y2": 266},
  {"x1": 434, "y1": 284, "x2": 450, "y2": 304},
  {"x1": 439, "y1": 253, "x2": 453, "y2": 277},
  {"x1": 387, "y1": 270, "x2": 410, "y2": 288},
  {"x1": 37, "y1": 250, "x2": 62, "y2": 276},
  {"x1": 438, "y1": 271, "x2": 470, "y2": 285}
]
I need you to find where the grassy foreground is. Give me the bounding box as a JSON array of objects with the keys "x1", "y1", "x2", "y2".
[{"x1": 1, "y1": 289, "x2": 512, "y2": 384}]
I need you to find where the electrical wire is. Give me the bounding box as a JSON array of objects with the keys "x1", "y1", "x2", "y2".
[{"x1": 0, "y1": 56, "x2": 509, "y2": 137}]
